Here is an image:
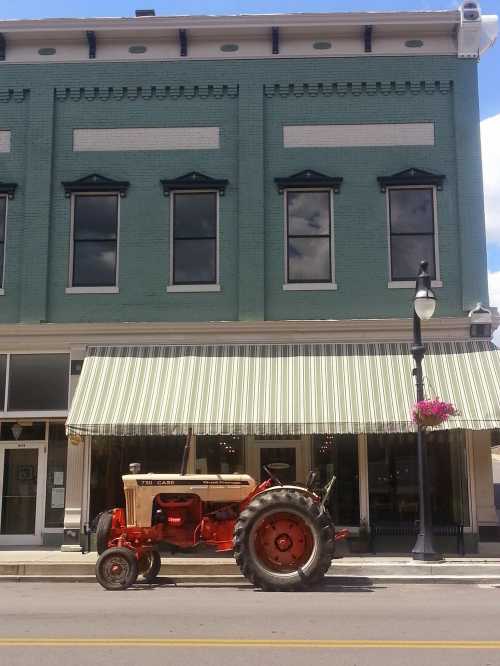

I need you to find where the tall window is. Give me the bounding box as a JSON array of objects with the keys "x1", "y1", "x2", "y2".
[
  {"x1": 285, "y1": 190, "x2": 332, "y2": 283},
  {"x1": 0, "y1": 197, "x2": 6, "y2": 289},
  {"x1": 172, "y1": 192, "x2": 217, "y2": 285},
  {"x1": 367, "y1": 431, "x2": 469, "y2": 527},
  {"x1": 312, "y1": 434, "x2": 359, "y2": 525},
  {"x1": 388, "y1": 187, "x2": 437, "y2": 281},
  {"x1": 71, "y1": 194, "x2": 119, "y2": 288}
]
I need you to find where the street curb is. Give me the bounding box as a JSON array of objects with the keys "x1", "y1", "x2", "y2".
[
  {"x1": 2, "y1": 562, "x2": 500, "y2": 577},
  {"x1": 1, "y1": 574, "x2": 500, "y2": 585}
]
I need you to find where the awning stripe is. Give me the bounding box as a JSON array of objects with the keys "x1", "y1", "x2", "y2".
[{"x1": 66, "y1": 341, "x2": 500, "y2": 436}]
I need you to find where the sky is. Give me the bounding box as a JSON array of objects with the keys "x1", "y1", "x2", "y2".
[{"x1": 1, "y1": 0, "x2": 499, "y2": 330}]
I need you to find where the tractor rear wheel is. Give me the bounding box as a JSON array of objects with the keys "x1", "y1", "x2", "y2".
[
  {"x1": 96, "y1": 547, "x2": 138, "y2": 591},
  {"x1": 138, "y1": 549, "x2": 162, "y2": 583},
  {"x1": 96, "y1": 510, "x2": 112, "y2": 555},
  {"x1": 233, "y1": 489, "x2": 334, "y2": 591}
]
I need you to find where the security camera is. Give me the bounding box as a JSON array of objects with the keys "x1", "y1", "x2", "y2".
[
  {"x1": 462, "y1": 2, "x2": 480, "y2": 22},
  {"x1": 458, "y1": 1, "x2": 483, "y2": 57}
]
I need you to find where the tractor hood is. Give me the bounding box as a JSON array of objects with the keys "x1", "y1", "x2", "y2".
[{"x1": 122, "y1": 474, "x2": 257, "y2": 527}]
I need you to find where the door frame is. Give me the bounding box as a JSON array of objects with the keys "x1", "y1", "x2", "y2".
[
  {"x1": 246, "y1": 437, "x2": 309, "y2": 483},
  {"x1": 0, "y1": 440, "x2": 47, "y2": 545}
]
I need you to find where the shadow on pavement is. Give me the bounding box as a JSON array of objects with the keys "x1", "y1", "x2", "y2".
[{"x1": 122, "y1": 576, "x2": 381, "y2": 593}]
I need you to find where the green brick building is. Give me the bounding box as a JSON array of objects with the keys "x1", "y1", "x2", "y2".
[{"x1": 0, "y1": 2, "x2": 498, "y2": 555}]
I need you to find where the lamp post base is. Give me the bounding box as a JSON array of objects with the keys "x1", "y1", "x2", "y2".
[{"x1": 412, "y1": 533, "x2": 443, "y2": 562}]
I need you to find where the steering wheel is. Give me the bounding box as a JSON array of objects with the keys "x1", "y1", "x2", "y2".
[{"x1": 262, "y1": 465, "x2": 283, "y2": 486}]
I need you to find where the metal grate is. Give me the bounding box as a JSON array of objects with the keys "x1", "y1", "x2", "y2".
[{"x1": 125, "y1": 489, "x2": 136, "y2": 526}]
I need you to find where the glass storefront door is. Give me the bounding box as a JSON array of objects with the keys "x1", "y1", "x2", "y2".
[
  {"x1": 260, "y1": 447, "x2": 297, "y2": 484},
  {"x1": 0, "y1": 442, "x2": 46, "y2": 545},
  {"x1": 252, "y1": 440, "x2": 305, "y2": 484}
]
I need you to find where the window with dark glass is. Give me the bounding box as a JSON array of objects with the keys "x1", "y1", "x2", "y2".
[
  {"x1": 172, "y1": 192, "x2": 217, "y2": 285},
  {"x1": 8, "y1": 354, "x2": 69, "y2": 411},
  {"x1": 196, "y1": 436, "x2": 244, "y2": 474},
  {"x1": 0, "y1": 197, "x2": 6, "y2": 288},
  {"x1": 312, "y1": 434, "x2": 359, "y2": 525},
  {"x1": 0, "y1": 421, "x2": 46, "y2": 440},
  {"x1": 389, "y1": 187, "x2": 436, "y2": 281},
  {"x1": 72, "y1": 194, "x2": 118, "y2": 287},
  {"x1": 286, "y1": 191, "x2": 332, "y2": 283},
  {"x1": 367, "y1": 431, "x2": 469, "y2": 527},
  {"x1": 89, "y1": 435, "x2": 185, "y2": 521}
]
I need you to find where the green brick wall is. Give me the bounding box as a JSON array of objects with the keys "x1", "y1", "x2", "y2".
[
  {"x1": 0, "y1": 92, "x2": 29, "y2": 324},
  {"x1": 0, "y1": 56, "x2": 488, "y2": 323}
]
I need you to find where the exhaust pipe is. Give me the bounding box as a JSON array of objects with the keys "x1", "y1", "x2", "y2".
[{"x1": 180, "y1": 427, "x2": 193, "y2": 475}]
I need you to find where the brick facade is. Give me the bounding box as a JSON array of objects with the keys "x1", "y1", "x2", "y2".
[{"x1": 0, "y1": 56, "x2": 488, "y2": 325}]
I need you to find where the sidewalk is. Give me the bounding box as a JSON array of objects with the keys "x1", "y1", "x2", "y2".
[{"x1": 1, "y1": 549, "x2": 500, "y2": 584}]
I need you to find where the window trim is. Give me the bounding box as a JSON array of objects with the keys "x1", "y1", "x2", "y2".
[
  {"x1": 167, "y1": 189, "x2": 220, "y2": 291},
  {"x1": 67, "y1": 191, "x2": 120, "y2": 293},
  {"x1": 282, "y1": 187, "x2": 337, "y2": 290},
  {"x1": 0, "y1": 195, "x2": 8, "y2": 295},
  {"x1": 386, "y1": 184, "x2": 441, "y2": 288}
]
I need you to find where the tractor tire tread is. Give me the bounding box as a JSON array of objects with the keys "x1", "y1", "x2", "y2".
[
  {"x1": 96, "y1": 510, "x2": 113, "y2": 556},
  {"x1": 233, "y1": 488, "x2": 334, "y2": 592}
]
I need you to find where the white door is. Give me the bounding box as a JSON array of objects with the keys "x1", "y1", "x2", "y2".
[
  {"x1": 0, "y1": 442, "x2": 47, "y2": 545},
  {"x1": 247, "y1": 439, "x2": 307, "y2": 484}
]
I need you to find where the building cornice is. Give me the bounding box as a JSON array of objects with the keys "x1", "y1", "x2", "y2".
[
  {"x1": 0, "y1": 12, "x2": 462, "y2": 34},
  {"x1": 0, "y1": 8, "x2": 495, "y2": 63},
  {"x1": 0, "y1": 316, "x2": 492, "y2": 351}
]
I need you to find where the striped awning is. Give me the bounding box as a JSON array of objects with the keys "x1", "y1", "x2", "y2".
[{"x1": 66, "y1": 341, "x2": 500, "y2": 436}]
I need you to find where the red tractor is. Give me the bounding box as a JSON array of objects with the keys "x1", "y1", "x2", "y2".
[{"x1": 95, "y1": 450, "x2": 347, "y2": 591}]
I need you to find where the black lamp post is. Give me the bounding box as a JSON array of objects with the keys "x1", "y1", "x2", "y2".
[{"x1": 411, "y1": 261, "x2": 442, "y2": 561}]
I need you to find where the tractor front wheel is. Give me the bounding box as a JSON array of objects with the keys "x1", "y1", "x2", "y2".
[
  {"x1": 233, "y1": 489, "x2": 333, "y2": 591},
  {"x1": 96, "y1": 547, "x2": 138, "y2": 591},
  {"x1": 138, "y1": 549, "x2": 162, "y2": 583}
]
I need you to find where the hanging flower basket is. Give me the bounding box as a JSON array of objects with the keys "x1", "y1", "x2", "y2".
[{"x1": 412, "y1": 399, "x2": 459, "y2": 428}]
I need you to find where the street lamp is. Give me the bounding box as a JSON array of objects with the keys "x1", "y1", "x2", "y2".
[{"x1": 411, "y1": 260, "x2": 442, "y2": 561}]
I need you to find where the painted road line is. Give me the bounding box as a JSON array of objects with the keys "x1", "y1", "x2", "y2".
[{"x1": 0, "y1": 639, "x2": 500, "y2": 649}]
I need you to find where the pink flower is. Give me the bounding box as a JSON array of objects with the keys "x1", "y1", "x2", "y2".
[{"x1": 411, "y1": 398, "x2": 458, "y2": 425}]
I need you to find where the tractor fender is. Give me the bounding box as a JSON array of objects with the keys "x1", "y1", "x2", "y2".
[{"x1": 252, "y1": 484, "x2": 320, "y2": 502}]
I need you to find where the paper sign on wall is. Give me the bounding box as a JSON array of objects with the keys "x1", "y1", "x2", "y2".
[
  {"x1": 53, "y1": 471, "x2": 64, "y2": 486},
  {"x1": 51, "y1": 487, "x2": 65, "y2": 509}
]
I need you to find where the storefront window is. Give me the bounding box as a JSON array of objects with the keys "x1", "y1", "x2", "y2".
[
  {"x1": 312, "y1": 434, "x2": 359, "y2": 525},
  {"x1": 44, "y1": 423, "x2": 68, "y2": 528},
  {"x1": 367, "y1": 431, "x2": 469, "y2": 526},
  {"x1": 430, "y1": 430, "x2": 469, "y2": 526},
  {"x1": 90, "y1": 435, "x2": 185, "y2": 522},
  {"x1": 195, "y1": 436, "x2": 244, "y2": 474},
  {"x1": 8, "y1": 354, "x2": 69, "y2": 411}
]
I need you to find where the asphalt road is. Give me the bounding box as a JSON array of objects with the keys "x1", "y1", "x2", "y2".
[{"x1": 0, "y1": 581, "x2": 500, "y2": 666}]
